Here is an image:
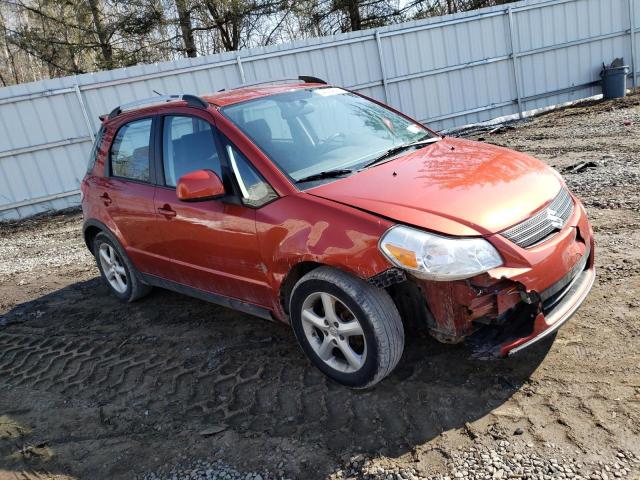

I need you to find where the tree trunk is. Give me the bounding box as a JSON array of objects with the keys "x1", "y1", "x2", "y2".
[
  {"x1": 0, "y1": 9, "x2": 19, "y2": 84},
  {"x1": 347, "y1": 0, "x2": 362, "y2": 31},
  {"x1": 175, "y1": 0, "x2": 197, "y2": 57},
  {"x1": 204, "y1": 2, "x2": 238, "y2": 52},
  {"x1": 86, "y1": 0, "x2": 113, "y2": 69}
]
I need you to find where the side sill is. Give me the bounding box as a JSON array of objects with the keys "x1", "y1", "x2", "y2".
[{"x1": 140, "y1": 273, "x2": 274, "y2": 321}]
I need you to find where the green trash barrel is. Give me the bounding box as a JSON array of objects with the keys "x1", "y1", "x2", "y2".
[{"x1": 600, "y1": 64, "x2": 630, "y2": 100}]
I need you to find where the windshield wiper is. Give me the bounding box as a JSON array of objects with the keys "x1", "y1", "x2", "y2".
[
  {"x1": 362, "y1": 137, "x2": 441, "y2": 169},
  {"x1": 296, "y1": 168, "x2": 353, "y2": 184}
]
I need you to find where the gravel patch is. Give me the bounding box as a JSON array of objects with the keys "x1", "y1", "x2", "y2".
[
  {"x1": 0, "y1": 209, "x2": 91, "y2": 276},
  {"x1": 332, "y1": 443, "x2": 639, "y2": 480},
  {"x1": 140, "y1": 442, "x2": 639, "y2": 480},
  {"x1": 140, "y1": 459, "x2": 282, "y2": 480}
]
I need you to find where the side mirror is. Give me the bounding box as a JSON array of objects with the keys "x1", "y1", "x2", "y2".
[{"x1": 176, "y1": 169, "x2": 225, "y2": 201}]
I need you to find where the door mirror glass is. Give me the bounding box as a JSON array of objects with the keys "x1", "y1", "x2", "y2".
[{"x1": 176, "y1": 169, "x2": 225, "y2": 201}]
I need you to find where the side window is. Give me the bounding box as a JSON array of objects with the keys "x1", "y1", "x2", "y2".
[
  {"x1": 162, "y1": 115, "x2": 222, "y2": 187},
  {"x1": 226, "y1": 144, "x2": 278, "y2": 208},
  {"x1": 110, "y1": 118, "x2": 152, "y2": 181},
  {"x1": 87, "y1": 126, "x2": 105, "y2": 174}
]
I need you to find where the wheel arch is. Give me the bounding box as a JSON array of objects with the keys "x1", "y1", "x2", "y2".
[
  {"x1": 82, "y1": 219, "x2": 123, "y2": 255},
  {"x1": 278, "y1": 259, "x2": 396, "y2": 319},
  {"x1": 279, "y1": 260, "x2": 324, "y2": 317}
]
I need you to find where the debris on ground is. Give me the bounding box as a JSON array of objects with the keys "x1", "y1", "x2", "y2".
[{"x1": 562, "y1": 161, "x2": 598, "y2": 174}]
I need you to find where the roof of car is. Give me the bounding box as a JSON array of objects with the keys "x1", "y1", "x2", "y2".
[
  {"x1": 100, "y1": 81, "x2": 330, "y2": 123},
  {"x1": 203, "y1": 82, "x2": 328, "y2": 107}
]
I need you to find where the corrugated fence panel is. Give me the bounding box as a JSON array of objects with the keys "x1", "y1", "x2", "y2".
[
  {"x1": 0, "y1": 0, "x2": 637, "y2": 220},
  {"x1": 514, "y1": 0, "x2": 632, "y2": 113},
  {"x1": 381, "y1": 7, "x2": 517, "y2": 131}
]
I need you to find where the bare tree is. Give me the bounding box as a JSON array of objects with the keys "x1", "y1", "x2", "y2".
[
  {"x1": 0, "y1": 0, "x2": 518, "y2": 86},
  {"x1": 87, "y1": 0, "x2": 114, "y2": 68},
  {"x1": 175, "y1": 0, "x2": 196, "y2": 57}
]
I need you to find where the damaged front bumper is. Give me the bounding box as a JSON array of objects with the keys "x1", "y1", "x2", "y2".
[
  {"x1": 385, "y1": 196, "x2": 596, "y2": 358},
  {"x1": 502, "y1": 244, "x2": 594, "y2": 356}
]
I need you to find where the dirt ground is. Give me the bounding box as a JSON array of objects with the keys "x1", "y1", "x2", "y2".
[{"x1": 1, "y1": 95, "x2": 639, "y2": 480}]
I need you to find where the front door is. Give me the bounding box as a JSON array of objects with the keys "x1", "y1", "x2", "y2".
[{"x1": 152, "y1": 113, "x2": 272, "y2": 308}]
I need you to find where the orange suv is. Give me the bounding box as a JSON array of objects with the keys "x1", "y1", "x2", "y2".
[{"x1": 81, "y1": 77, "x2": 595, "y2": 388}]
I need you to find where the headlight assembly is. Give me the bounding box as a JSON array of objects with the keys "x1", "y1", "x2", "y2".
[{"x1": 379, "y1": 225, "x2": 502, "y2": 281}]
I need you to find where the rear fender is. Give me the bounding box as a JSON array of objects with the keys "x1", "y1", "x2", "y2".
[{"x1": 82, "y1": 218, "x2": 127, "y2": 254}]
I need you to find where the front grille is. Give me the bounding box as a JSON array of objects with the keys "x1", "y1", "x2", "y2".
[{"x1": 501, "y1": 188, "x2": 574, "y2": 248}]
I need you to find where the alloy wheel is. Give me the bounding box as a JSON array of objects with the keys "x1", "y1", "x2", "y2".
[
  {"x1": 300, "y1": 292, "x2": 367, "y2": 373},
  {"x1": 98, "y1": 243, "x2": 128, "y2": 294}
]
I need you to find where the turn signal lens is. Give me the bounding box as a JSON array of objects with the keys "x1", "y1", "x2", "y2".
[{"x1": 384, "y1": 244, "x2": 418, "y2": 269}]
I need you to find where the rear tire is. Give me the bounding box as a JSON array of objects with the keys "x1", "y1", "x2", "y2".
[
  {"x1": 93, "y1": 232, "x2": 151, "y2": 302},
  {"x1": 289, "y1": 266, "x2": 404, "y2": 388}
]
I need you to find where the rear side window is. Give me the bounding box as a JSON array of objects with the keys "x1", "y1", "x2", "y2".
[
  {"x1": 110, "y1": 118, "x2": 153, "y2": 182},
  {"x1": 162, "y1": 115, "x2": 222, "y2": 187},
  {"x1": 86, "y1": 126, "x2": 105, "y2": 174}
]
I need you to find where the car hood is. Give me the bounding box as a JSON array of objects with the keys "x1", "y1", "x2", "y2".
[{"x1": 307, "y1": 137, "x2": 564, "y2": 236}]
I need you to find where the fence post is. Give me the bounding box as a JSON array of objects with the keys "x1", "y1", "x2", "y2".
[
  {"x1": 236, "y1": 55, "x2": 246, "y2": 84},
  {"x1": 374, "y1": 30, "x2": 390, "y2": 102},
  {"x1": 631, "y1": 0, "x2": 637, "y2": 90},
  {"x1": 507, "y1": 6, "x2": 524, "y2": 118},
  {"x1": 74, "y1": 83, "x2": 95, "y2": 142}
]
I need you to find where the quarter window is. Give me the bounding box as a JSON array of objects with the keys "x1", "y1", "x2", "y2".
[
  {"x1": 110, "y1": 118, "x2": 152, "y2": 182},
  {"x1": 226, "y1": 144, "x2": 277, "y2": 208},
  {"x1": 162, "y1": 116, "x2": 222, "y2": 187}
]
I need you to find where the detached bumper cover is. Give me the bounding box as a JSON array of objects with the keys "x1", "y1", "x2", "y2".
[
  {"x1": 460, "y1": 243, "x2": 594, "y2": 359},
  {"x1": 505, "y1": 261, "x2": 595, "y2": 356}
]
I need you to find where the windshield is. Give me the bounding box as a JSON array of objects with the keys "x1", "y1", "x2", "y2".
[{"x1": 221, "y1": 87, "x2": 435, "y2": 185}]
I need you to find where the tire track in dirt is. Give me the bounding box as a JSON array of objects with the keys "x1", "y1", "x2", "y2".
[{"x1": 0, "y1": 325, "x2": 543, "y2": 454}]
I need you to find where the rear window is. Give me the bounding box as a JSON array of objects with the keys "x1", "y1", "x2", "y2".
[
  {"x1": 110, "y1": 118, "x2": 153, "y2": 182},
  {"x1": 86, "y1": 126, "x2": 105, "y2": 174}
]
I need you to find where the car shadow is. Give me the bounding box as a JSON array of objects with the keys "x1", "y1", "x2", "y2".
[{"x1": 0, "y1": 278, "x2": 552, "y2": 477}]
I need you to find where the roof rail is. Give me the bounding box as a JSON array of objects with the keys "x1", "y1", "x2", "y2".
[
  {"x1": 107, "y1": 94, "x2": 208, "y2": 119},
  {"x1": 218, "y1": 75, "x2": 327, "y2": 92}
]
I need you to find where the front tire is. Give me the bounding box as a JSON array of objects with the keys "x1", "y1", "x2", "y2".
[
  {"x1": 93, "y1": 232, "x2": 151, "y2": 302},
  {"x1": 289, "y1": 266, "x2": 404, "y2": 388}
]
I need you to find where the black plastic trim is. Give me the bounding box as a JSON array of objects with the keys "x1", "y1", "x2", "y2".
[
  {"x1": 298, "y1": 75, "x2": 327, "y2": 84},
  {"x1": 140, "y1": 273, "x2": 274, "y2": 321},
  {"x1": 368, "y1": 268, "x2": 407, "y2": 289},
  {"x1": 182, "y1": 94, "x2": 209, "y2": 109}
]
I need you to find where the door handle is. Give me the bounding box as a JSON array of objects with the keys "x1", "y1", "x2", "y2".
[
  {"x1": 157, "y1": 205, "x2": 177, "y2": 218},
  {"x1": 101, "y1": 193, "x2": 112, "y2": 206}
]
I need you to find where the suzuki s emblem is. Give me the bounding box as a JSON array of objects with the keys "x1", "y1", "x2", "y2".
[{"x1": 546, "y1": 208, "x2": 564, "y2": 229}]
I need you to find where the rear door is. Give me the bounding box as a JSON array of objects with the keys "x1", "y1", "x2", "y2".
[
  {"x1": 152, "y1": 111, "x2": 274, "y2": 307},
  {"x1": 100, "y1": 116, "x2": 164, "y2": 275}
]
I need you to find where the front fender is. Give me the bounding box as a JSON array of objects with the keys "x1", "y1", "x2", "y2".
[{"x1": 256, "y1": 194, "x2": 394, "y2": 312}]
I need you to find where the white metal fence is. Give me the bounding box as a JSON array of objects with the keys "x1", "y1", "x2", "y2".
[{"x1": 0, "y1": 0, "x2": 637, "y2": 220}]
